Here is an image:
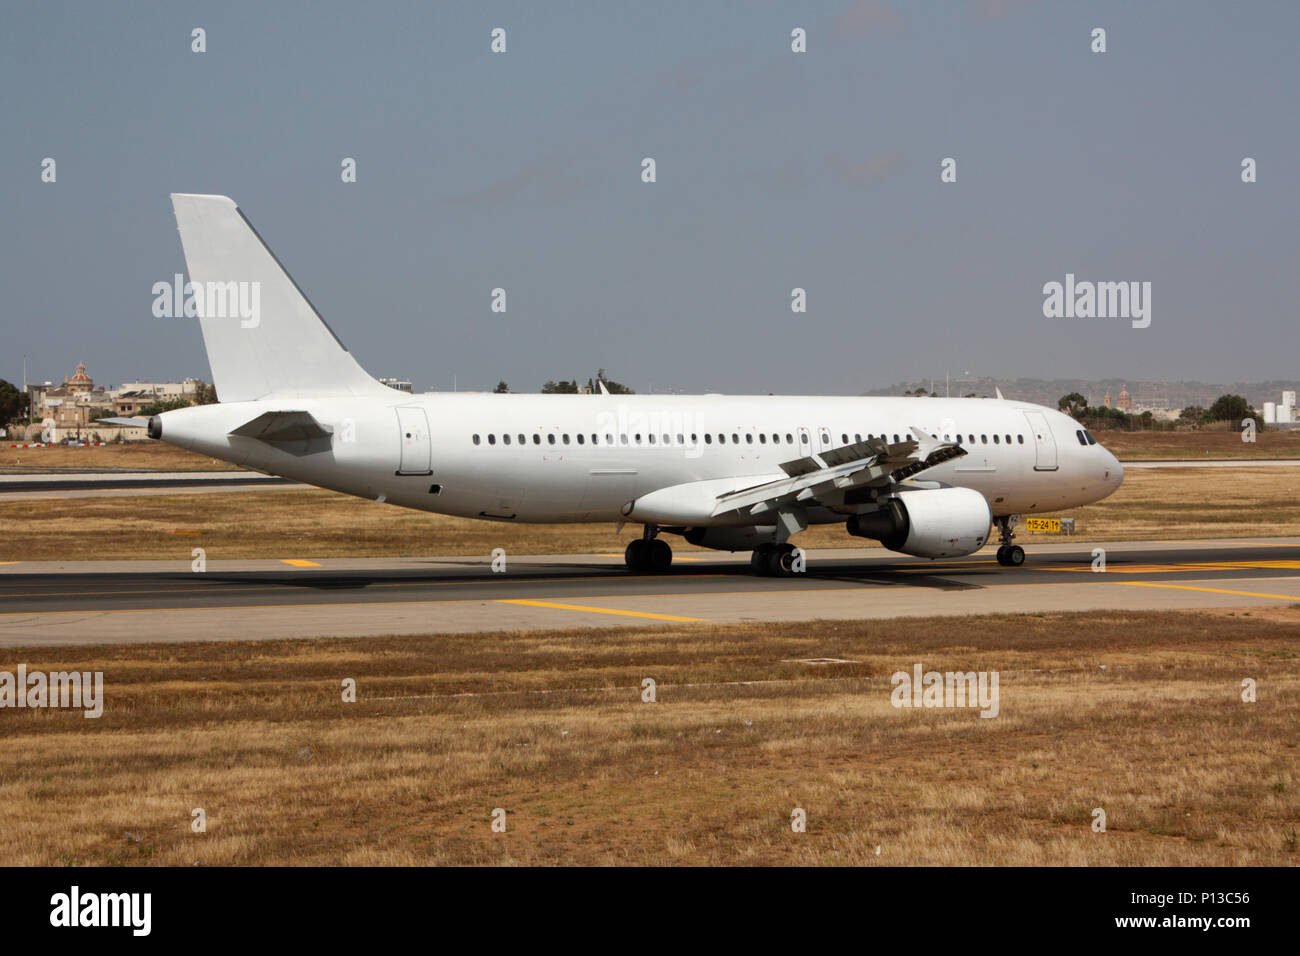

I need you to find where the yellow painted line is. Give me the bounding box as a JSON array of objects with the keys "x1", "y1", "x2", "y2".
[
  {"x1": 280, "y1": 559, "x2": 321, "y2": 568},
  {"x1": 1124, "y1": 582, "x2": 1300, "y2": 602},
  {"x1": 0, "y1": 562, "x2": 19, "y2": 566},
  {"x1": 496, "y1": 599, "x2": 706, "y2": 622}
]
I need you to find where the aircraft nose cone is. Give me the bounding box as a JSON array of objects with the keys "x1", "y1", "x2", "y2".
[{"x1": 1109, "y1": 454, "x2": 1124, "y2": 487}]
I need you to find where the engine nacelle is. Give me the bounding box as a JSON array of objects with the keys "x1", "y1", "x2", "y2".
[
  {"x1": 683, "y1": 526, "x2": 776, "y2": 552},
  {"x1": 846, "y1": 487, "x2": 991, "y2": 558}
]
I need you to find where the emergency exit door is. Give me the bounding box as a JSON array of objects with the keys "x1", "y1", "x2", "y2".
[{"x1": 396, "y1": 407, "x2": 433, "y2": 475}]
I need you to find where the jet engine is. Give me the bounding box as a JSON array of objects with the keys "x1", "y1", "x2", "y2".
[{"x1": 846, "y1": 487, "x2": 990, "y2": 558}]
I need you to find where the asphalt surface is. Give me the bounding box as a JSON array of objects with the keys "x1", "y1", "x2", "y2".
[{"x1": 3, "y1": 539, "x2": 1300, "y2": 645}]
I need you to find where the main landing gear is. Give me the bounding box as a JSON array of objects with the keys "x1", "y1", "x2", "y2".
[
  {"x1": 994, "y1": 515, "x2": 1025, "y2": 567},
  {"x1": 625, "y1": 526, "x2": 673, "y2": 572},
  {"x1": 750, "y1": 542, "x2": 800, "y2": 577}
]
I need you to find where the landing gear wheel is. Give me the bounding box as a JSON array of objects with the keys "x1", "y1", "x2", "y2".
[
  {"x1": 993, "y1": 516, "x2": 1024, "y2": 566},
  {"x1": 648, "y1": 538, "x2": 673, "y2": 572},
  {"x1": 766, "y1": 543, "x2": 798, "y2": 577},
  {"x1": 751, "y1": 544, "x2": 774, "y2": 575},
  {"x1": 624, "y1": 539, "x2": 649, "y2": 572}
]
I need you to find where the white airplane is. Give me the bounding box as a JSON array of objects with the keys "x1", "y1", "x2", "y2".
[{"x1": 143, "y1": 194, "x2": 1123, "y2": 575}]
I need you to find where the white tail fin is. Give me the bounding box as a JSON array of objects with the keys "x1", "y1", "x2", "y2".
[{"x1": 169, "y1": 193, "x2": 389, "y2": 402}]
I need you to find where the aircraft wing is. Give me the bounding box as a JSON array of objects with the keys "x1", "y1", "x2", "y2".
[{"x1": 709, "y1": 427, "x2": 966, "y2": 519}]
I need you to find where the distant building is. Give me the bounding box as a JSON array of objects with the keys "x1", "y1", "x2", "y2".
[
  {"x1": 27, "y1": 363, "x2": 114, "y2": 431},
  {"x1": 1116, "y1": 384, "x2": 1133, "y2": 411},
  {"x1": 26, "y1": 364, "x2": 207, "y2": 437},
  {"x1": 380, "y1": 378, "x2": 414, "y2": 393}
]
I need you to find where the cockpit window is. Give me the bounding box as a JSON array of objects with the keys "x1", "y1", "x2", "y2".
[
  {"x1": 1076, "y1": 430, "x2": 1087, "y2": 446},
  {"x1": 1084, "y1": 430, "x2": 1097, "y2": 445}
]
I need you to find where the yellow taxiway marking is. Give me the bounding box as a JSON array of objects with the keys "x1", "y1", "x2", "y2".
[
  {"x1": 496, "y1": 599, "x2": 706, "y2": 622},
  {"x1": 280, "y1": 559, "x2": 321, "y2": 568},
  {"x1": 0, "y1": 562, "x2": 19, "y2": 566},
  {"x1": 3, "y1": 574, "x2": 1297, "y2": 621},
  {"x1": 1125, "y1": 582, "x2": 1300, "y2": 602}
]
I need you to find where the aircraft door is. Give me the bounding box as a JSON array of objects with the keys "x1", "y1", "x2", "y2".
[
  {"x1": 1023, "y1": 411, "x2": 1058, "y2": 471},
  {"x1": 396, "y1": 406, "x2": 433, "y2": 475},
  {"x1": 816, "y1": 427, "x2": 833, "y2": 453}
]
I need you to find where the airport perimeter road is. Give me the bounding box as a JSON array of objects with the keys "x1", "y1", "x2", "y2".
[{"x1": 3, "y1": 538, "x2": 1300, "y2": 645}]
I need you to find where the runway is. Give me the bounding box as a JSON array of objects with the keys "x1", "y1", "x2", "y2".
[{"x1": 3, "y1": 538, "x2": 1300, "y2": 645}]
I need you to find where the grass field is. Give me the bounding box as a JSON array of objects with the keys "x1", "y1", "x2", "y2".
[
  {"x1": 3, "y1": 465, "x2": 1299, "y2": 561},
  {"x1": 0, "y1": 610, "x2": 1294, "y2": 865},
  {"x1": 1, "y1": 442, "x2": 233, "y2": 473},
  {"x1": 1097, "y1": 429, "x2": 1300, "y2": 459}
]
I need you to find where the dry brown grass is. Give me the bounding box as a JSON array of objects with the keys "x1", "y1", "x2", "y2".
[
  {"x1": 0, "y1": 610, "x2": 1295, "y2": 865},
  {"x1": 1, "y1": 442, "x2": 233, "y2": 473},
  {"x1": 3, "y1": 466, "x2": 1299, "y2": 560},
  {"x1": 1098, "y1": 428, "x2": 1300, "y2": 459}
]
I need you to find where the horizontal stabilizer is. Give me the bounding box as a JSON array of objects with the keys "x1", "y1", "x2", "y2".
[
  {"x1": 95, "y1": 417, "x2": 151, "y2": 428},
  {"x1": 229, "y1": 410, "x2": 332, "y2": 444}
]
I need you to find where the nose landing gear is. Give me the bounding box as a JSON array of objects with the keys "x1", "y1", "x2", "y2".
[
  {"x1": 994, "y1": 515, "x2": 1025, "y2": 566},
  {"x1": 625, "y1": 526, "x2": 673, "y2": 572}
]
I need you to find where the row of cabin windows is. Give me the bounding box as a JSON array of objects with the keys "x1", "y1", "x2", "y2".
[{"x1": 471, "y1": 430, "x2": 1028, "y2": 447}]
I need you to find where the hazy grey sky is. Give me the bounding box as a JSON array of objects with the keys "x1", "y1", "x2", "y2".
[{"x1": 2, "y1": 1, "x2": 1296, "y2": 394}]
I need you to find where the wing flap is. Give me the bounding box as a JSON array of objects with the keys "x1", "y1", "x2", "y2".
[{"x1": 711, "y1": 429, "x2": 966, "y2": 518}]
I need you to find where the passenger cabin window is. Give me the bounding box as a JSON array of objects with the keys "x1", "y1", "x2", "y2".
[
  {"x1": 577, "y1": 433, "x2": 585, "y2": 444},
  {"x1": 503, "y1": 434, "x2": 511, "y2": 445},
  {"x1": 759, "y1": 433, "x2": 767, "y2": 444},
  {"x1": 532, "y1": 434, "x2": 541, "y2": 445},
  {"x1": 488, "y1": 434, "x2": 496, "y2": 445},
  {"x1": 745, "y1": 433, "x2": 753, "y2": 444},
  {"x1": 705, "y1": 434, "x2": 713, "y2": 444},
  {"x1": 472, "y1": 434, "x2": 481, "y2": 445},
  {"x1": 1005, "y1": 435, "x2": 1012, "y2": 444},
  {"x1": 1017, "y1": 435, "x2": 1024, "y2": 444},
  {"x1": 800, "y1": 433, "x2": 809, "y2": 444},
  {"x1": 981, "y1": 435, "x2": 987, "y2": 444},
  {"x1": 993, "y1": 434, "x2": 999, "y2": 444}
]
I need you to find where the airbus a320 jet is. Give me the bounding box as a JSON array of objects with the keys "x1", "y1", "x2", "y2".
[{"x1": 137, "y1": 194, "x2": 1123, "y2": 576}]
